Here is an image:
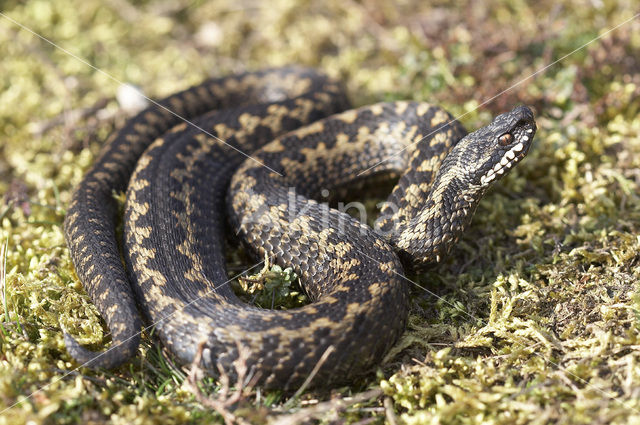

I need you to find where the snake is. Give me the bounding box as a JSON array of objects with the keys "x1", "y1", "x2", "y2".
[{"x1": 63, "y1": 67, "x2": 536, "y2": 390}]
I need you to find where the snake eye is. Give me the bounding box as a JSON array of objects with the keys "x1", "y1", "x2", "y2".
[{"x1": 498, "y1": 133, "x2": 513, "y2": 146}]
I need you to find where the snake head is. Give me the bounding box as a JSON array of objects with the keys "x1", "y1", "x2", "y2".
[
  {"x1": 454, "y1": 105, "x2": 536, "y2": 188},
  {"x1": 395, "y1": 105, "x2": 536, "y2": 270}
]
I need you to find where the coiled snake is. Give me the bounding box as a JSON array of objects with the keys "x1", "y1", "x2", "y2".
[{"x1": 64, "y1": 67, "x2": 536, "y2": 389}]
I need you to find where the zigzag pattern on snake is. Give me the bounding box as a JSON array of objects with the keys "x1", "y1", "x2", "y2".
[{"x1": 63, "y1": 67, "x2": 536, "y2": 389}]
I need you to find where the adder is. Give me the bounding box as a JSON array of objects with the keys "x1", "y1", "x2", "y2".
[{"x1": 63, "y1": 67, "x2": 536, "y2": 389}]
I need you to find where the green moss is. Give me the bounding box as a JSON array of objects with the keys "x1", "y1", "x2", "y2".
[
  {"x1": 232, "y1": 263, "x2": 308, "y2": 310},
  {"x1": 1, "y1": 0, "x2": 640, "y2": 423}
]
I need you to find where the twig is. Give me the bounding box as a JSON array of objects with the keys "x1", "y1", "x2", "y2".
[
  {"x1": 284, "y1": 345, "x2": 336, "y2": 409},
  {"x1": 351, "y1": 418, "x2": 379, "y2": 425},
  {"x1": 270, "y1": 388, "x2": 383, "y2": 425},
  {"x1": 384, "y1": 397, "x2": 398, "y2": 425},
  {"x1": 237, "y1": 252, "x2": 271, "y2": 285},
  {"x1": 184, "y1": 339, "x2": 257, "y2": 425},
  {"x1": 29, "y1": 98, "x2": 109, "y2": 136}
]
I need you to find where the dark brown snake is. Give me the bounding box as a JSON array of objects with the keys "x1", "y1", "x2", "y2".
[{"x1": 63, "y1": 67, "x2": 536, "y2": 390}]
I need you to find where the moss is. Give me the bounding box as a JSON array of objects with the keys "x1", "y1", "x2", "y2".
[
  {"x1": 232, "y1": 263, "x2": 308, "y2": 310},
  {"x1": 1, "y1": 0, "x2": 640, "y2": 423}
]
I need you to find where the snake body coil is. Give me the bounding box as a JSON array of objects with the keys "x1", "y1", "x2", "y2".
[{"x1": 64, "y1": 67, "x2": 536, "y2": 389}]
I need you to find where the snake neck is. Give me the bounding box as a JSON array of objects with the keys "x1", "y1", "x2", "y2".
[{"x1": 385, "y1": 170, "x2": 487, "y2": 271}]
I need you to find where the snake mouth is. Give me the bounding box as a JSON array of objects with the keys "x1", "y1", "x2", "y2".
[{"x1": 479, "y1": 127, "x2": 534, "y2": 186}]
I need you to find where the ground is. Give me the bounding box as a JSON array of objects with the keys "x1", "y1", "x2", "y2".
[{"x1": 1, "y1": 1, "x2": 639, "y2": 424}]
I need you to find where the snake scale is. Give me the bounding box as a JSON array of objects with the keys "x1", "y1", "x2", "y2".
[{"x1": 63, "y1": 67, "x2": 536, "y2": 389}]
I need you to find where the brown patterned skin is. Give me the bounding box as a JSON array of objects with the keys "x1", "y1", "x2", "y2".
[{"x1": 64, "y1": 67, "x2": 536, "y2": 390}]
